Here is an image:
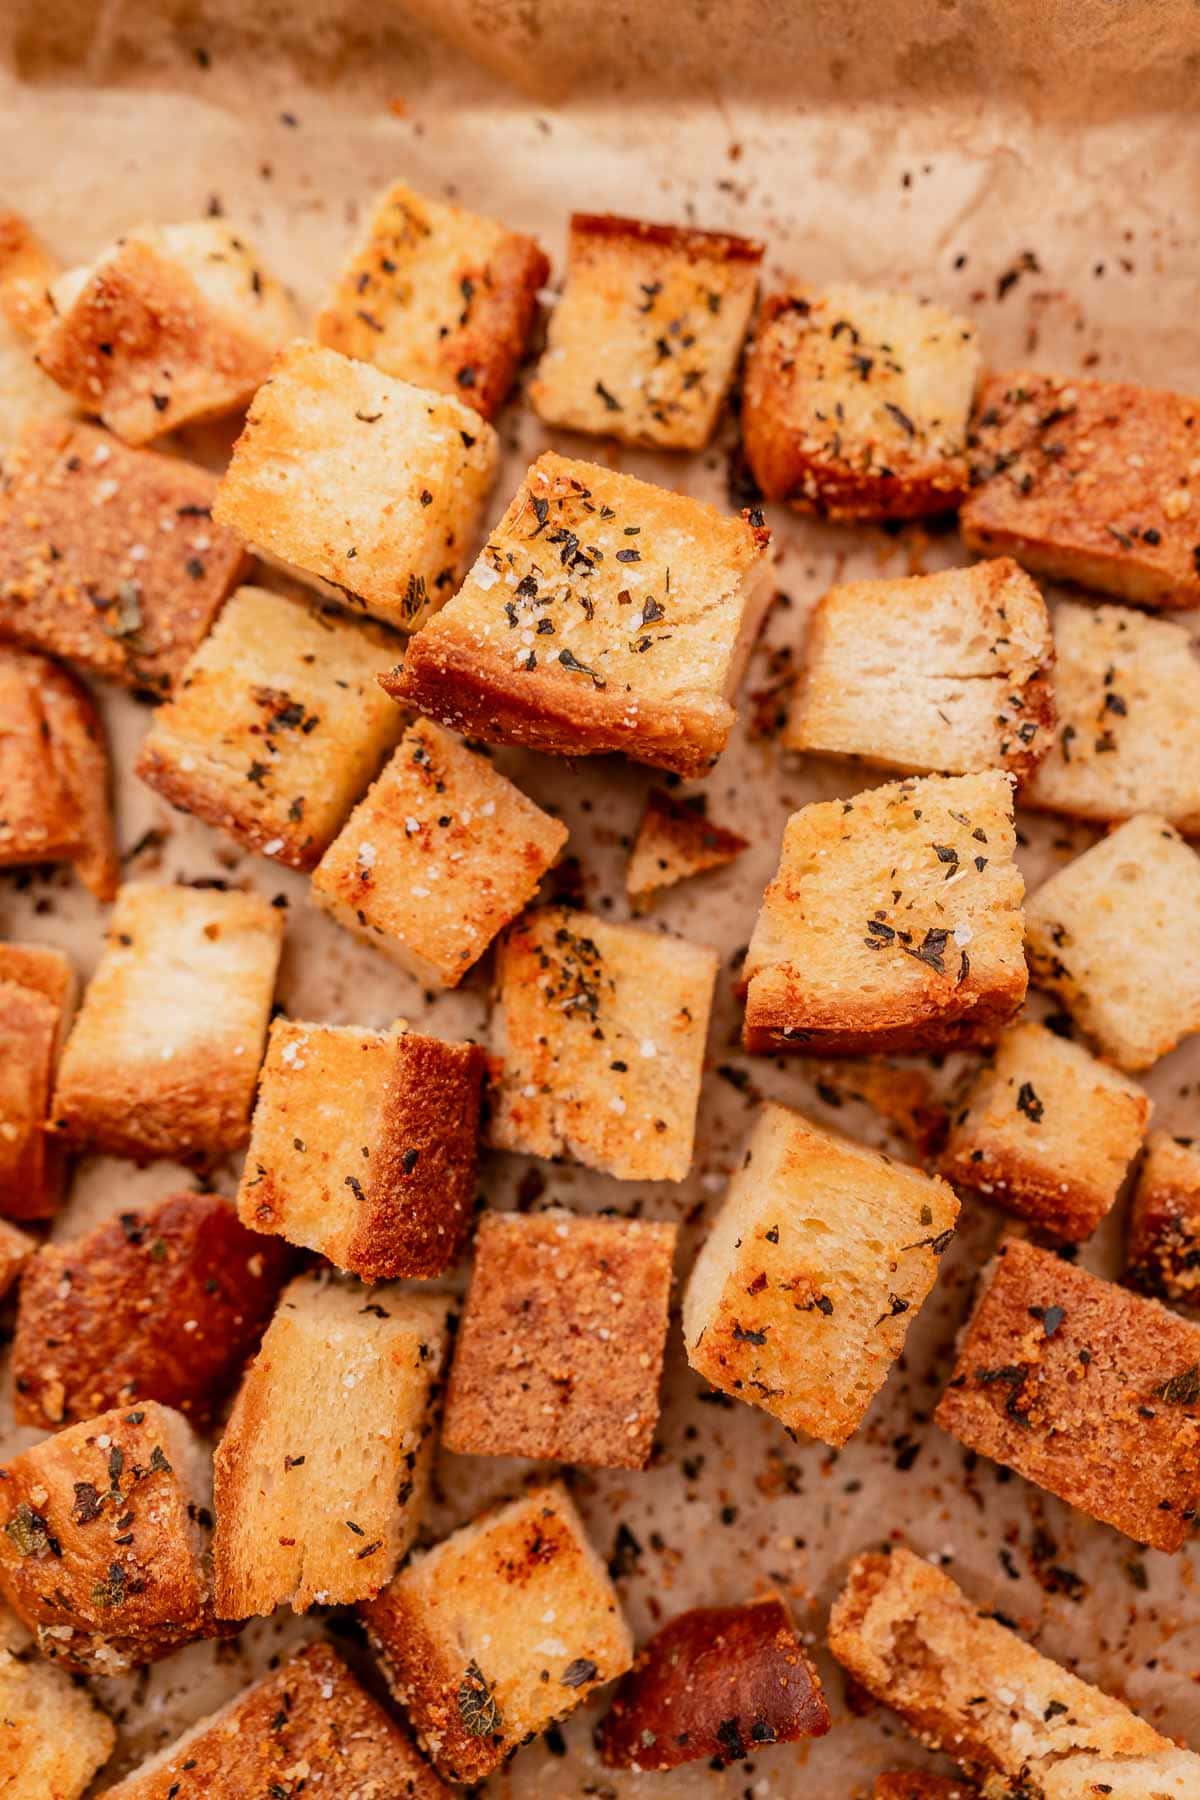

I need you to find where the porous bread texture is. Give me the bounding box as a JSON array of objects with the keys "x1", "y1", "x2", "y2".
[{"x1": 0, "y1": 1602, "x2": 115, "y2": 1799}]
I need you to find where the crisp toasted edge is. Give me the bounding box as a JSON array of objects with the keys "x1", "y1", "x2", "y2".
[
  {"x1": 569, "y1": 212, "x2": 765, "y2": 263},
  {"x1": 742, "y1": 965, "x2": 1026, "y2": 1057}
]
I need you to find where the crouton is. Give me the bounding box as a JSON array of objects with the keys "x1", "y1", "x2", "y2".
[
  {"x1": 212, "y1": 340, "x2": 498, "y2": 632},
  {"x1": 239, "y1": 1020, "x2": 486, "y2": 1279},
  {"x1": 0, "y1": 1602, "x2": 115, "y2": 1800},
  {"x1": 0, "y1": 942, "x2": 74, "y2": 1221},
  {"x1": 442, "y1": 1207, "x2": 676, "y2": 1469},
  {"x1": 626, "y1": 788, "x2": 748, "y2": 903},
  {"x1": 962, "y1": 371, "x2": 1200, "y2": 608},
  {"x1": 829, "y1": 1546, "x2": 1200, "y2": 1797},
  {"x1": 784, "y1": 560, "x2": 1054, "y2": 782},
  {"x1": 488, "y1": 905, "x2": 718, "y2": 1182},
  {"x1": 0, "y1": 212, "x2": 75, "y2": 448},
  {"x1": 597, "y1": 1595, "x2": 829, "y2": 1770},
  {"x1": 0, "y1": 646, "x2": 117, "y2": 897},
  {"x1": 315, "y1": 179, "x2": 548, "y2": 422},
  {"x1": 818, "y1": 1060, "x2": 949, "y2": 1160},
  {"x1": 383, "y1": 451, "x2": 774, "y2": 777},
  {"x1": 35, "y1": 653, "x2": 118, "y2": 898},
  {"x1": 938, "y1": 1021, "x2": 1151, "y2": 1241},
  {"x1": 741, "y1": 286, "x2": 980, "y2": 520},
  {"x1": 360, "y1": 1482, "x2": 633, "y2": 1785},
  {"x1": 52, "y1": 882, "x2": 283, "y2": 1161},
  {"x1": 12, "y1": 1190, "x2": 291, "y2": 1431},
  {"x1": 874, "y1": 1778, "x2": 977, "y2": 1799},
  {"x1": 742, "y1": 770, "x2": 1026, "y2": 1057},
  {"x1": 935, "y1": 1237, "x2": 1200, "y2": 1551},
  {"x1": 135, "y1": 585, "x2": 406, "y2": 869},
  {"x1": 1125, "y1": 1132, "x2": 1200, "y2": 1308},
  {"x1": 1025, "y1": 814, "x2": 1200, "y2": 1071},
  {"x1": 529, "y1": 213, "x2": 762, "y2": 450},
  {"x1": 0, "y1": 417, "x2": 247, "y2": 696},
  {"x1": 212, "y1": 1271, "x2": 451, "y2": 1617},
  {"x1": 0, "y1": 1401, "x2": 215, "y2": 1674},
  {"x1": 682, "y1": 1103, "x2": 958, "y2": 1445},
  {"x1": 35, "y1": 222, "x2": 296, "y2": 445},
  {"x1": 0, "y1": 1220, "x2": 33, "y2": 1299}
]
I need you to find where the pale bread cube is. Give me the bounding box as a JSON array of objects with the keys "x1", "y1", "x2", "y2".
[
  {"x1": 1126, "y1": 1132, "x2": 1200, "y2": 1308},
  {"x1": 0, "y1": 211, "x2": 76, "y2": 447},
  {"x1": 0, "y1": 942, "x2": 74, "y2": 1221},
  {"x1": 0, "y1": 1603, "x2": 115, "y2": 1799},
  {"x1": 0, "y1": 645, "x2": 117, "y2": 898},
  {"x1": 626, "y1": 787, "x2": 748, "y2": 904}
]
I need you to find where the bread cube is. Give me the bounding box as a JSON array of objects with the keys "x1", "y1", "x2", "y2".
[
  {"x1": 36, "y1": 221, "x2": 296, "y2": 445},
  {"x1": 784, "y1": 559, "x2": 1055, "y2": 782},
  {"x1": 0, "y1": 211, "x2": 76, "y2": 448},
  {"x1": 489, "y1": 905, "x2": 718, "y2": 1182},
  {"x1": 626, "y1": 787, "x2": 748, "y2": 903},
  {"x1": 0, "y1": 1602, "x2": 115, "y2": 1800},
  {"x1": 443, "y1": 1207, "x2": 677, "y2": 1469},
  {"x1": 0, "y1": 645, "x2": 117, "y2": 898},
  {"x1": 741, "y1": 286, "x2": 980, "y2": 520},
  {"x1": 0, "y1": 417, "x2": 248, "y2": 695},
  {"x1": 742, "y1": 770, "x2": 1026, "y2": 1057},
  {"x1": 12, "y1": 1190, "x2": 291, "y2": 1431},
  {"x1": 1126, "y1": 1132, "x2": 1200, "y2": 1308},
  {"x1": 213, "y1": 339, "x2": 498, "y2": 632},
  {"x1": 135, "y1": 585, "x2": 406, "y2": 869},
  {"x1": 0, "y1": 1219, "x2": 33, "y2": 1299},
  {"x1": 938, "y1": 1021, "x2": 1151, "y2": 1242},
  {"x1": 239, "y1": 1019, "x2": 486, "y2": 1279},
  {"x1": 683, "y1": 1103, "x2": 958, "y2": 1445},
  {"x1": 0, "y1": 1401, "x2": 214, "y2": 1673},
  {"x1": 0, "y1": 942, "x2": 74, "y2": 1221},
  {"x1": 52, "y1": 882, "x2": 284, "y2": 1161},
  {"x1": 312, "y1": 717, "x2": 566, "y2": 986},
  {"x1": 530, "y1": 213, "x2": 762, "y2": 450},
  {"x1": 1025, "y1": 814, "x2": 1200, "y2": 1071},
  {"x1": 213, "y1": 1271, "x2": 451, "y2": 1617},
  {"x1": 962, "y1": 371, "x2": 1200, "y2": 608},
  {"x1": 383, "y1": 451, "x2": 774, "y2": 777},
  {"x1": 874, "y1": 1778, "x2": 977, "y2": 1800},
  {"x1": 936, "y1": 1237, "x2": 1200, "y2": 1551},
  {"x1": 360, "y1": 1482, "x2": 633, "y2": 1785}
]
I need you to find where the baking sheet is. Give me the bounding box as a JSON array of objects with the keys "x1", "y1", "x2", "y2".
[{"x1": 3, "y1": 1, "x2": 1200, "y2": 1791}]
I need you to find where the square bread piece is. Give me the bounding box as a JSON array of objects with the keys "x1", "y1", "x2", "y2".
[
  {"x1": 742, "y1": 770, "x2": 1026, "y2": 1057},
  {"x1": 829, "y1": 1546, "x2": 1200, "y2": 1799},
  {"x1": 529, "y1": 213, "x2": 762, "y2": 450},
  {"x1": 35, "y1": 221, "x2": 296, "y2": 445},
  {"x1": 52, "y1": 882, "x2": 284, "y2": 1161},
  {"x1": 682, "y1": 1103, "x2": 958, "y2": 1446},
  {"x1": 1025, "y1": 814, "x2": 1200, "y2": 1071},
  {"x1": 1024, "y1": 602, "x2": 1200, "y2": 834},
  {"x1": 0, "y1": 1602, "x2": 116, "y2": 1800},
  {"x1": 0, "y1": 1401, "x2": 214, "y2": 1675},
  {"x1": 135, "y1": 585, "x2": 406, "y2": 869},
  {"x1": 0, "y1": 211, "x2": 76, "y2": 448},
  {"x1": 213, "y1": 1271, "x2": 452, "y2": 1618},
  {"x1": 488, "y1": 905, "x2": 718, "y2": 1182},
  {"x1": 784, "y1": 559, "x2": 1055, "y2": 783},
  {"x1": 740, "y1": 286, "x2": 981, "y2": 520},
  {"x1": 936, "y1": 1237, "x2": 1200, "y2": 1552},
  {"x1": 383, "y1": 451, "x2": 774, "y2": 778},
  {"x1": 442, "y1": 1207, "x2": 677, "y2": 1469},
  {"x1": 239, "y1": 1019, "x2": 486, "y2": 1279},
  {"x1": 213, "y1": 339, "x2": 498, "y2": 632},
  {"x1": 0, "y1": 942, "x2": 74, "y2": 1221},
  {"x1": 360, "y1": 1482, "x2": 633, "y2": 1785},
  {"x1": 0, "y1": 417, "x2": 248, "y2": 696},
  {"x1": 315, "y1": 179, "x2": 548, "y2": 422},
  {"x1": 626, "y1": 788, "x2": 748, "y2": 904},
  {"x1": 938, "y1": 1021, "x2": 1151, "y2": 1242},
  {"x1": 0, "y1": 645, "x2": 117, "y2": 898},
  {"x1": 312, "y1": 718, "x2": 567, "y2": 986},
  {"x1": 962, "y1": 371, "x2": 1200, "y2": 608},
  {"x1": 1125, "y1": 1131, "x2": 1200, "y2": 1309}
]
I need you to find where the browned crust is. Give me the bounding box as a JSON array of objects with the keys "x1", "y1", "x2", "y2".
[
  {"x1": 0, "y1": 649, "x2": 79, "y2": 866},
  {"x1": 0, "y1": 977, "x2": 64, "y2": 1220},
  {"x1": 134, "y1": 740, "x2": 318, "y2": 870},
  {"x1": 937, "y1": 1141, "x2": 1114, "y2": 1242},
  {"x1": 429, "y1": 232, "x2": 549, "y2": 422},
  {"x1": 1124, "y1": 1138, "x2": 1200, "y2": 1307},
  {"x1": 37, "y1": 656, "x2": 119, "y2": 899},
  {"x1": 570, "y1": 212, "x2": 765, "y2": 264},
  {"x1": 874, "y1": 1776, "x2": 979, "y2": 1799},
  {"x1": 743, "y1": 964, "x2": 1026, "y2": 1058},
  {"x1": 363, "y1": 1581, "x2": 494, "y2": 1786},
  {"x1": 0, "y1": 941, "x2": 75, "y2": 1011},
  {"x1": 0, "y1": 1218, "x2": 34, "y2": 1299},
  {"x1": 52, "y1": 1038, "x2": 265, "y2": 1162},
  {"x1": 0, "y1": 211, "x2": 58, "y2": 335}
]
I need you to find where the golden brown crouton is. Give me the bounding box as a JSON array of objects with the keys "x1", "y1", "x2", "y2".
[
  {"x1": 0, "y1": 212, "x2": 75, "y2": 449},
  {"x1": 0, "y1": 1219, "x2": 33, "y2": 1299},
  {"x1": 626, "y1": 788, "x2": 748, "y2": 903},
  {"x1": 361, "y1": 1482, "x2": 633, "y2": 1785},
  {"x1": 530, "y1": 213, "x2": 762, "y2": 450},
  {"x1": 1125, "y1": 1132, "x2": 1200, "y2": 1309},
  {"x1": 815, "y1": 1060, "x2": 949, "y2": 1160},
  {"x1": 874, "y1": 1778, "x2": 978, "y2": 1799},
  {"x1": 0, "y1": 942, "x2": 74, "y2": 1221},
  {"x1": 383, "y1": 451, "x2": 774, "y2": 777},
  {"x1": 0, "y1": 1601, "x2": 115, "y2": 1799},
  {"x1": 0, "y1": 645, "x2": 117, "y2": 898}
]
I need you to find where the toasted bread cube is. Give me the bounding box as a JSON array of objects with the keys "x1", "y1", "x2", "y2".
[
  {"x1": 742, "y1": 770, "x2": 1026, "y2": 1057},
  {"x1": 938, "y1": 1021, "x2": 1151, "y2": 1241},
  {"x1": 0, "y1": 212, "x2": 76, "y2": 447},
  {"x1": 830, "y1": 1546, "x2": 1199, "y2": 1798},
  {"x1": 682, "y1": 1103, "x2": 958, "y2": 1445},
  {"x1": 52, "y1": 882, "x2": 283, "y2": 1161},
  {"x1": 239, "y1": 1019, "x2": 486, "y2": 1279},
  {"x1": 443, "y1": 1207, "x2": 676, "y2": 1469},
  {"x1": 213, "y1": 1271, "x2": 451, "y2": 1617},
  {"x1": 0, "y1": 646, "x2": 117, "y2": 897},
  {"x1": 0, "y1": 1219, "x2": 33, "y2": 1299},
  {"x1": 135, "y1": 585, "x2": 406, "y2": 869},
  {"x1": 0, "y1": 417, "x2": 247, "y2": 695},
  {"x1": 936, "y1": 1237, "x2": 1200, "y2": 1551},
  {"x1": 530, "y1": 213, "x2": 762, "y2": 451},
  {"x1": 626, "y1": 787, "x2": 748, "y2": 903},
  {"x1": 819, "y1": 1060, "x2": 949, "y2": 1160},
  {"x1": 741, "y1": 286, "x2": 980, "y2": 521},
  {"x1": 0, "y1": 1401, "x2": 214, "y2": 1673},
  {"x1": 383, "y1": 451, "x2": 774, "y2": 777},
  {"x1": 874, "y1": 1778, "x2": 977, "y2": 1799},
  {"x1": 35, "y1": 222, "x2": 296, "y2": 445},
  {"x1": 0, "y1": 942, "x2": 74, "y2": 1221},
  {"x1": 962, "y1": 371, "x2": 1200, "y2": 608},
  {"x1": 1126, "y1": 1132, "x2": 1200, "y2": 1308},
  {"x1": 213, "y1": 340, "x2": 498, "y2": 632},
  {"x1": 784, "y1": 560, "x2": 1055, "y2": 782},
  {"x1": 1025, "y1": 814, "x2": 1200, "y2": 1071},
  {"x1": 312, "y1": 718, "x2": 567, "y2": 986},
  {"x1": 361, "y1": 1482, "x2": 633, "y2": 1785},
  {"x1": 489, "y1": 906, "x2": 718, "y2": 1182},
  {"x1": 0, "y1": 1602, "x2": 115, "y2": 1799}
]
